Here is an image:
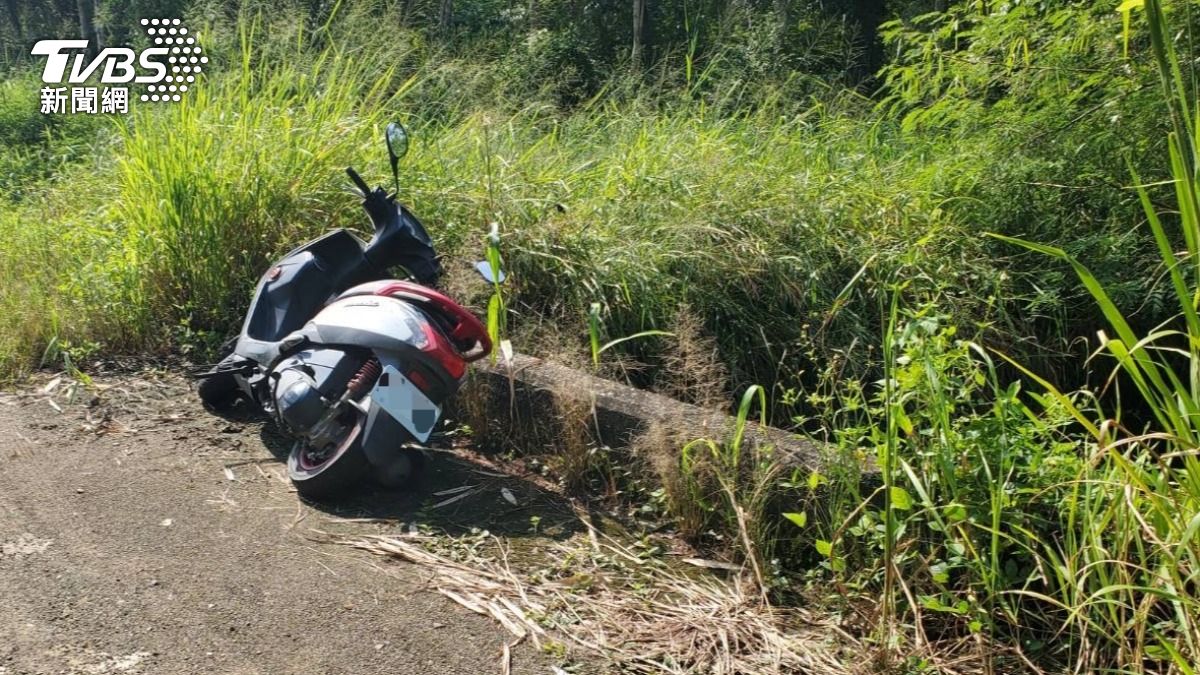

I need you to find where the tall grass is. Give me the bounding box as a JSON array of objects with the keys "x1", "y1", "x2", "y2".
[
  {"x1": 108, "y1": 21, "x2": 410, "y2": 334},
  {"x1": 0, "y1": 0, "x2": 1173, "y2": 414},
  {"x1": 0, "y1": 7, "x2": 428, "y2": 373},
  {"x1": 0, "y1": 1, "x2": 1108, "y2": 395},
  {"x1": 752, "y1": 2, "x2": 1200, "y2": 670},
  {"x1": 679, "y1": 385, "x2": 778, "y2": 593},
  {"x1": 991, "y1": 1, "x2": 1199, "y2": 669}
]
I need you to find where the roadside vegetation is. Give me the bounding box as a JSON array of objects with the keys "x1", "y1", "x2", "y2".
[{"x1": 1, "y1": 0, "x2": 1198, "y2": 671}]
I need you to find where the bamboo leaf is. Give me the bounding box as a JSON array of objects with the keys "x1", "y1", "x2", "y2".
[
  {"x1": 597, "y1": 330, "x2": 673, "y2": 355},
  {"x1": 783, "y1": 512, "x2": 807, "y2": 529},
  {"x1": 1117, "y1": 0, "x2": 1145, "y2": 58},
  {"x1": 730, "y1": 384, "x2": 768, "y2": 467}
]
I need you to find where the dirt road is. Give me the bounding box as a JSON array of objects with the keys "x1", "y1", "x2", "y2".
[{"x1": 0, "y1": 373, "x2": 558, "y2": 675}]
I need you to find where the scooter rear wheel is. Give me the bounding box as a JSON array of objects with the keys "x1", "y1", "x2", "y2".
[
  {"x1": 287, "y1": 412, "x2": 370, "y2": 500},
  {"x1": 374, "y1": 448, "x2": 426, "y2": 489}
]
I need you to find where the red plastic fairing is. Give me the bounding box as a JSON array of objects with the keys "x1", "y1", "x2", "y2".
[
  {"x1": 418, "y1": 320, "x2": 466, "y2": 380},
  {"x1": 373, "y1": 281, "x2": 492, "y2": 363}
]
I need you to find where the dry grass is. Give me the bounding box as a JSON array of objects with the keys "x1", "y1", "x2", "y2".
[
  {"x1": 545, "y1": 395, "x2": 597, "y2": 493},
  {"x1": 633, "y1": 421, "x2": 710, "y2": 538},
  {"x1": 452, "y1": 365, "x2": 600, "y2": 493},
  {"x1": 342, "y1": 528, "x2": 858, "y2": 674},
  {"x1": 655, "y1": 306, "x2": 730, "y2": 410},
  {"x1": 561, "y1": 571, "x2": 850, "y2": 675}
]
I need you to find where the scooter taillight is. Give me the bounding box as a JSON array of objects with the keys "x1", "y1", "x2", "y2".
[
  {"x1": 407, "y1": 368, "x2": 431, "y2": 392},
  {"x1": 373, "y1": 281, "x2": 491, "y2": 362},
  {"x1": 418, "y1": 321, "x2": 466, "y2": 381}
]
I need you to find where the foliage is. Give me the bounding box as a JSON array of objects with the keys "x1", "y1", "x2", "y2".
[
  {"x1": 767, "y1": 2, "x2": 1198, "y2": 670},
  {"x1": 677, "y1": 385, "x2": 780, "y2": 588},
  {"x1": 792, "y1": 309, "x2": 1087, "y2": 668},
  {"x1": 879, "y1": 0, "x2": 1183, "y2": 373},
  {"x1": 1, "y1": 0, "x2": 1190, "y2": 399}
]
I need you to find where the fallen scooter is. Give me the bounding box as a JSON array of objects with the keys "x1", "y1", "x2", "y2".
[{"x1": 194, "y1": 122, "x2": 492, "y2": 499}]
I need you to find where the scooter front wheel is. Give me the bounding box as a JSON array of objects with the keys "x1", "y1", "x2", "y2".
[
  {"x1": 197, "y1": 337, "x2": 243, "y2": 410},
  {"x1": 286, "y1": 413, "x2": 370, "y2": 500},
  {"x1": 198, "y1": 372, "x2": 239, "y2": 410}
]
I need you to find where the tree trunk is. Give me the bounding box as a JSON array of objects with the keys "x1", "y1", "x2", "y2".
[
  {"x1": 631, "y1": 0, "x2": 645, "y2": 68},
  {"x1": 76, "y1": 0, "x2": 95, "y2": 56},
  {"x1": 438, "y1": 0, "x2": 453, "y2": 33},
  {"x1": 92, "y1": 0, "x2": 104, "y2": 51},
  {"x1": 4, "y1": 0, "x2": 21, "y2": 42},
  {"x1": 774, "y1": 0, "x2": 789, "y2": 43},
  {"x1": 850, "y1": 0, "x2": 885, "y2": 81}
]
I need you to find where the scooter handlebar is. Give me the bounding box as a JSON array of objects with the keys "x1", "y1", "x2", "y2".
[{"x1": 345, "y1": 166, "x2": 371, "y2": 195}]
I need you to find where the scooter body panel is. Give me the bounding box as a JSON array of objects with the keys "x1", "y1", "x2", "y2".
[
  {"x1": 234, "y1": 229, "x2": 373, "y2": 367},
  {"x1": 300, "y1": 295, "x2": 431, "y2": 355},
  {"x1": 358, "y1": 350, "x2": 450, "y2": 469},
  {"x1": 267, "y1": 298, "x2": 465, "y2": 470}
]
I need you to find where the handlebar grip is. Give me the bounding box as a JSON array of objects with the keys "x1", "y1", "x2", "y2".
[{"x1": 345, "y1": 167, "x2": 370, "y2": 195}]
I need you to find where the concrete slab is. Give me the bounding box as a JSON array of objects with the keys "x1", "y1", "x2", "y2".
[{"x1": 454, "y1": 352, "x2": 828, "y2": 473}]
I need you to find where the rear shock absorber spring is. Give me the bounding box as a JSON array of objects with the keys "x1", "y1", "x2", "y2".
[{"x1": 346, "y1": 358, "x2": 382, "y2": 399}]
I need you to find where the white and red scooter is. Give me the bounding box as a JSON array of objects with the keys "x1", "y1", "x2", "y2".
[{"x1": 195, "y1": 122, "x2": 492, "y2": 499}]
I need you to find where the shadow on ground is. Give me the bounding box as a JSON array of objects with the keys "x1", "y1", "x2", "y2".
[{"x1": 209, "y1": 397, "x2": 584, "y2": 542}]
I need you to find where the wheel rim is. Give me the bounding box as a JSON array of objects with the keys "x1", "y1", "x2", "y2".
[{"x1": 296, "y1": 414, "x2": 362, "y2": 472}]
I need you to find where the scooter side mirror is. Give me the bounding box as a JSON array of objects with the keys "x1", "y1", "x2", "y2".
[
  {"x1": 475, "y1": 260, "x2": 506, "y2": 284},
  {"x1": 386, "y1": 122, "x2": 409, "y2": 162},
  {"x1": 385, "y1": 122, "x2": 408, "y2": 196}
]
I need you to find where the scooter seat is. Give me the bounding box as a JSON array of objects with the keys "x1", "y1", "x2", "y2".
[{"x1": 335, "y1": 280, "x2": 401, "y2": 300}]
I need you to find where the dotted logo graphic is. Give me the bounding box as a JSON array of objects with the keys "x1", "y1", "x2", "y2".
[{"x1": 138, "y1": 18, "x2": 205, "y2": 103}]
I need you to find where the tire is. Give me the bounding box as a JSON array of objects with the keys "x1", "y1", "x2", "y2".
[
  {"x1": 197, "y1": 337, "x2": 242, "y2": 410},
  {"x1": 287, "y1": 413, "x2": 371, "y2": 500},
  {"x1": 374, "y1": 448, "x2": 427, "y2": 489},
  {"x1": 197, "y1": 372, "x2": 240, "y2": 410}
]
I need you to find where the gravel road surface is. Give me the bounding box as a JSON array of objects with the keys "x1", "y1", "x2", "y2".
[{"x1": 0, "y1": 374, "x2": 556, "y2": 675}]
